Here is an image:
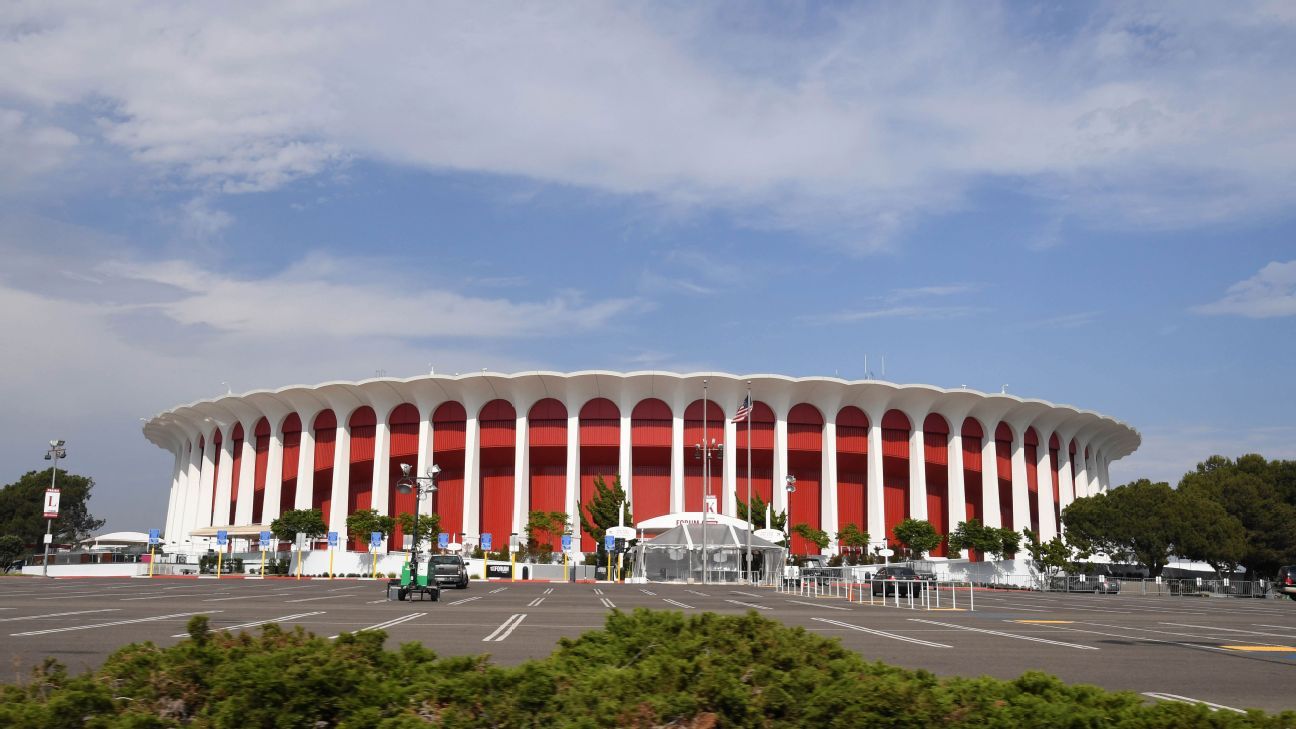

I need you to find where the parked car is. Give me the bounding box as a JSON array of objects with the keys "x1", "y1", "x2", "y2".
[
  {"x1": 1067, "y1": 575, "x2": 1120, "y2": 594},
  {"x1": 430, "y1": 554, "x2": 469, "y2": 589},
  {"x1": 870, "y1": 566, "x2": 927, "y2": 596},
  {"x1": 1277, "y1": 565, "x2": 1296, "y2": 600}
]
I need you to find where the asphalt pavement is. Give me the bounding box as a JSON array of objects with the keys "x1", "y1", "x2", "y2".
[{"x1": 1, "y1": 577, "x2": 1293, "y2": 713}]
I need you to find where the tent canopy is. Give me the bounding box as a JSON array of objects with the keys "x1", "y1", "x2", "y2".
[{"x1": 647, "y1": 523, "x2": 781, "y2": 549}]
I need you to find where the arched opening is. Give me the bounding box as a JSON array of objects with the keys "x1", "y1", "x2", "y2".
[
  {"x1": 311, "y1": 410, "x2": 338, "y2": 548},
  {"x1": 579, "y1": 398, "x2": 619, "y2": 551},
  {"x1": 279, "y1": 414, "x2": 302, "y2": 524},
  {"x1": 1024, "y1": 427, "x2": 1040, "y2": 537},
  {"x1": 209, "y1": 429, "x2": 223, "y2": 523},
  {"x1": 736, "y1": 402, "x2": 776, "y2": 522},
  {"x1": 387, "y1": 404, "x2": 420, "y2": 552},
  {"x1": 228, "y1": 423, "x2": 245, "y2": 525},
  {"x1": 432, "y1": 402, "x2": 467, "y2": 539},
  {"x1": 923, "y1": 414, "x2": 950, "y2": 557},
  {"x1": 994, "y1": 422, "x2": 1014, "y2": 530},
  {"x1": 252, "y1": 418, "x2": 270, "y2": 525},
  {"x1": 786, "y1": 404, "x2": 823, "y2": 556},
  {"x1": 347, "y1": 407, "x2": 377, "y2": 551},
  {"x1": 835, "y1": 407, "x2": 868, "y2": 548},
  {"x1": 478, "y1": 400, "x2": 516, "y2": 545},
  {"x1": 881, "y1": 410, "x2": 911, "y2": 544},
  {"x1": 683, "y1": 399, "x2": 725, "y2": 513},
  {"x1": 1048, "y1": 433, "x2": 1061, "y2": 529},
  {"x1": 631, "y1": 399, "x2": 672, "y2": 522},
  {"x1": 960, "y1": 418, "x2": 984, "y2": 561},
  {"x1": 528, "y1": 398, "x2": 567, "y2": 551}
]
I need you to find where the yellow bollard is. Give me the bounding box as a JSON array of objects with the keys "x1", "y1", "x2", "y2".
[
  {"x1": 510, "y1": 550, "x2": 516, "y2": 582},
  {"x1": 563, "y1": 552, "x2": 568, "y2": 582},
  {"x1": 328, "y1": 547, "x2": 334, "y2": 579},
  {"x1": 606, "y1": 552, "x2": 612, "y2": 583},
  {"x1": 261, "y1": 548, "x2": 267, "y2": 578},
  {"x1": 216, "y1": 551, "x2": 223, "y2": 578},
  {"x1": 148, "y1": 547, "x2": 155, "y2": 578}
]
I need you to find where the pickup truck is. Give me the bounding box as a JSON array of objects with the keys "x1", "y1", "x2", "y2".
[{"x1": 430, "y1": 554, "x2": 470, "y2": 589}]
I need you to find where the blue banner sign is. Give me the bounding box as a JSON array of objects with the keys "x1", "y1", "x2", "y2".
[
  {"x1": 604, "y1": 534, "x2": 615, "y2": 551},
  {"x1": 260, "y1": 530, "x2": 272, "y2": 543},
  {"x1": 327, "y1": 531, "x2": 338, "y2": 547},
  {"x1": 481, "y1": 533, "x2": 492, "y2": 552},
  {"x1": 370, "y1": 531, "x2": 382, "y2": 547},
  {"x1": 438, "y1": 532, "x2": 449, "y2": 549},
  {"x1": 561, "y1": 534, "x2": 572, "y2": 551},
  {"x1": 216, "y1": 530, "x2": 228, "y2": 546},
  {"x1": 148, "y1": 528, "x2": 160, "y2": 545}
]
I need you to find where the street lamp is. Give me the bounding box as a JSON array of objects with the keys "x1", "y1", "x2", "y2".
[
  {"x1": 395, "y1": 462, "x2": 440, "y2": 591},
  {"x1": 693, "y1": 379, "x2": 723, "y2": 583},
  {"x1": 42, "y1": 440, "x2": 67, "y2": 578},
  {"x1": 784, "y1": 474, "x2": 797, "y2": 558}
]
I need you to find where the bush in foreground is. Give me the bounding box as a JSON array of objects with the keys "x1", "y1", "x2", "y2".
[{"x1": 0, "y1": 610, "x2": 1291, "y2": 728}]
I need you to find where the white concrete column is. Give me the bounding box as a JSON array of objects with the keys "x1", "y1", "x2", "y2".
[
  {"x1": 261, "y1": 421, "x2": 285, "y2": 525},
  {"x1": 327, "y1": 422, "x2": 350, "y2": 539},
  {"x1": 670, "y1": 414, "x2": 684, "y2": 513},
  {"x1": 1073, "y1": 443, "x2": 1090, "y2": 500},
  {"x1": 212, "y1": 433, "x2": 235, "y2": 526},
  {"x1": 908, "y1": 424, "x2": 927, "y2": 522},
  {"x1": 415, "y1": 409, "x2": 434, "y2": 517},
  {"x1": 163, "y1": 448, "x2": 183, "y2": 542},
  {"x1": 723, "y1": 419, "x2": 737, "y2": 516},
  {"x1": 773, "y1": 415, "x2": 789, "y2": 513},
  {"x1": 511, "y1": 414, "x2": 529, "y2": 539},
  {"x1": 565, "y1": 412, "x2": 580, "y2": 533},
  {"x1": 1009, "y1": 431, "x2": 1031, "y2": 532},
  {"x1": 370, "y1": 420, "x2": 391, "y2": 548},
  {"x1": 981, "y1": 436, "x2": 1001, "y2": 528},
  {"x1": 1098, "y1": 453, "x2": 1112, "y2": 492},
  {"x1": 234, "y1": 427, "x2": 256, "y2": 525},
  {"x1": 1035, "y1": 436, "x2": 1057, "y2": 540},
  {"x1": 181, "y1": 439, "x2": 203, "y2": 541},
  {"x1": 1057, "y1": 441, "x2": 1076, "y2": 517},
  {"x1": 294, "y1": 425, "x2": 316, "y2": 511},
  {"x1": 618, "y1": 412, "x2": 632, "y2": 506},
  {"x1": 461, "y1": 415, "x2": 480, "y2": 537},
  {"x1": 822, "y1": 420, "x2": 838, "y2": 551},
  {"x1": 947, "y1": 430, "x2": 967, "y2": 557},
  {"x1": 866, "y1": 419, "x2": 885, "y2": 545}
]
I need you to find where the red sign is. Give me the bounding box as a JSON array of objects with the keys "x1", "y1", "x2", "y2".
[{"x1": 43, "y1": 489, "x2": 60, "y2": 519}]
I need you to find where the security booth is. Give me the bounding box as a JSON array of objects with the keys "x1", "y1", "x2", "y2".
[{"x1": 632, "y1": 523, "x2": 784, "y2": 584}]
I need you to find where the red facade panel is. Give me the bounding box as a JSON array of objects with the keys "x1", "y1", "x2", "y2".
[
  {"x1": 529, "y1": 466, "x2": 566, "y2": 549},
  {"x1": 883, "y1": 465, "x2": 908, "y2": 543},
  {"x1": 1025, "y1": 429, "x2": 1039, "y2": 536},
  {"x1": 1049, "y1": 444, "x2": 1061, "y2": 526},
  {"x1": 996, "y1": 429, "x2": 1013, "y2": 529},
  {"x1": 529, "y1": 398, "x2": 567, "y2": 448},
  {"x1": 252, "y1": 421, "x2": 269, "y2": 524},
  {"x1": 881, "y1": 428, "x2": 908, "y2": 458},
  {"x1": 734, "y1": 402, "x2": 775, "y2": 451},
  {"x1": 836, "y1": 470, "x2": 866, "y2": 537},
  {"x1": 479, "y1": 466, "x2": 513, "y2": 542},
  {"x1": 787, "y1": 471, "x2": 820, "y2": 555},
  {"x1": 280, "y1": 427, "x2": 300, "y2": 516},
  {"x1": 479, "y1": 400, "x2": 517, "y2": 450},
  {"x1": 736, "y1": 465, "x2": 774, "y2": 508},
  {"x1": 579, "y1": 418, "x2": 619, "y2": 447},
  {"x1": 632, "y1": 398, "x2": 672, "y2": 448},
  {"x1": 579, "y1": 463, "x2": 618, "y2": 551},
  {"x1": 229, "y1": 425, "x2": 244, "y2": 525},
  {"x1": 925, "y1": 461, "x2": 948, "y2": 557},
  {"x1": 632, "y1": 465, "x2": 671, "y2": 522},
  {"x1": 210, "y1": 430, "x2": 221, "y2": 518},
  {"x1": 435, "y1": 461, "x2": 465, "y2": 538}
]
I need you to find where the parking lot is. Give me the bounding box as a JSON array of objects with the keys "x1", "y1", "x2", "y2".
[{"x1": 2, "y1": 578, "x2": 1293, "y2": 713}]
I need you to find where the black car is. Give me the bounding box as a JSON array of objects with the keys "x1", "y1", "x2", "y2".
[
  {"x1": 870, "y1": 566, "x2": 928, "y2": 596},
  {"x1": 1278, "y1": 565, "x2": 1296, "y2": 600},
  {"x1": 430, "y1": 554, "x2": 469, "y2": 589}
]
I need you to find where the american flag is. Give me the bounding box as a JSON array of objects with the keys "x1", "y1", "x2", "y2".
[{"x1": 731, "y1": 395, "x2": 752, "y2": 423}]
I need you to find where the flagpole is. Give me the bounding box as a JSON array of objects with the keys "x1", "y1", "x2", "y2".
[
  {"x1": 701, "y1": 379, "x2": 708, "y2": 585},
  {"x1": 745, "y1": 381, "x2": 752, "y2": 584}
]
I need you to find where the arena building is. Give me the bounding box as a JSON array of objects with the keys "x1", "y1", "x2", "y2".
[{"x1": 142, "y1": 372, "x2": 1140, "y2": 557}]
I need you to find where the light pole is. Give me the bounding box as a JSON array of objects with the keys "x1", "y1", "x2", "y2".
[
  {"x1": 784, "y1": 474, "x2": 797, "y2": 560},
  {"x1": 694, "y1": 380, "x2": 722, "y2": 583},
  {"x1": 395, "y1": 462, "x2": 440, "y2": 591},
  {"x1": 42, "y1": 440, "x2": 67, "y2": 578}
]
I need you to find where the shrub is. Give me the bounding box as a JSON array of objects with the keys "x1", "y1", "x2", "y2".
[{"x1": 0, "y1": 612, "x2": 1291, "y2": 728}]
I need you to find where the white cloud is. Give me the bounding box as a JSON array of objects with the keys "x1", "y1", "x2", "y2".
[
  {"x1": 1, "y1": 3, "x2": 1294, "y2": 240},
  {"x1": 0, "y1": 107, "x2": 78, "y2": 191},
  {"x1": 1111, "y1": 423, "x2": 1296, "y2": 486},
  {"x1": 1193, "y1": 260, "x2": 1296, "y2": 318}
]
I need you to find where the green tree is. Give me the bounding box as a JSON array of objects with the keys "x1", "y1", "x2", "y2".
[
  {"x1": 1173, "y1": 491, "x2": 1249, "y2": 576},
  {"x1": 992, "y1": 527, "x2": 1022, "y2": 560},
  {"x1": 394, "y1": 511, "x2": 442, "y2": 551},
  {"x1": 0, "y1": 469, "x2": 105, "y2": 544},
  {"x1": 344, "y1": 509, "x2": 395, "y2": 549},
  {"x1": 892, "y1": 518, "x2": 942, "y2": 559},
  {"x1": 269, "y1": 508, "x2": 327, "y2": 544},
  {"x1": 948, "y1": 519, "x2": 1001, "y2": 560},
  {"x1": 0, "y1": 534, "x2": 25, "y2": 570},
  {"x1": 525, "y1": 510, "x2": 568, "y2": 559},
  {"x1": 791, "y1": 523, "x2": 830, "y2": 552},
  {"x1": 1022, "y1": 530, "x2": 1088, "y2": 580},
  {"x1": 1177, "y1": 454, "x2": 1296, "y2": 577},
  {"x1": 735, "y1": 490, "x2": 787, "y2": 533},
  {"x1": 1062, "y1": 479, "x2": 1181, "y2": 577},
  {"x1": 579, "y1": 475, "x2": 632, "y2": 553}
]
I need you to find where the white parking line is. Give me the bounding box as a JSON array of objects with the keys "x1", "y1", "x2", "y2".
[
  {"x1": 527, "y1": 597, "x2": 545, "y2": 607},
  {"x1": 599, "y1": 597, "x2": 616, "y2": 608},
  {"x1": 640, "y1": 589, "x2": 657, "y2": 596},
  {"x1": 490, "y1": 587, "x2": 508, "y2": 594},
  {"x1": 1141, "y1": 692, "x2": 1245, "y2": 714},
  {"x1": 593, "y1": 588, "x2": 603, "y2": 595},
  {"x1": 448, "y1": 596, "x2": 483, "y2": 606},
  {"x1": 328, "y1": 586, "x2": 362, "y2": 592},
  {"x1": 812, "y1": 617, "x2": 951, "y2": 648},
  {"x1": 1161, "y1": 622, "x2": 1295, "y2": 639},
  {"x1": 483, "y1": 614, "x2": 526, "y2": 641},
  {"x1": 725, "y1": 599, "x2": 771, "y2": 611},
  {"x1": 14, "y1": 611, "x2": 217, "y2": 637},
  {"x1": 0, "y1": 609, "x2": 119, "y2": 623},
  {"x1": 174, "y1": 612, "x2": 326, "y2": 637},
  {"x1": 686, "y1": 590, "x2": 709, "y2": 597},
  {"x1": 1253, "y1": 624, "x2": 1296, "y2": 633},
  {"x1": 121, "y1": 593, "x2": 212, "y2": 601},
  {"x1": 729, "y1": 591, "x2": 762, "y2": 598},
  {"x1": 662, "y1": 599, "x2": 695, "y2": 609},
  {"x1": 786, "y1": 599, "x2": 851, "y2": 611},
  {"x1": 909, "y1": 619, "x2": 1098, "y2": 650},
  {"x1": 543, "y1": 588, "x2": 554, "y2": 595},
  {"x1": 330, "y1": 612, "x2": 424, "y2": 639},
  {"x1": 285, "y1": 595, "x2": 351, "y2": 603},
  {"x1": 203, "y1": 592, "x2": 297, "y2": 602}
]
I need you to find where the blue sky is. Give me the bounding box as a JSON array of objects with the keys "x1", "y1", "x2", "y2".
[{"x1": 0, "y1": 2, "x2": 1293, "y2": 532}]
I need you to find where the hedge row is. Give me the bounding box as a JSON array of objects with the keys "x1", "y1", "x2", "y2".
[{"x1": 1, "y1": 610, "x2": 1291, "y2": 728}]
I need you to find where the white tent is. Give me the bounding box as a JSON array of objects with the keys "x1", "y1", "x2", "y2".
[{"x1": 632, "y1": 523, "x2": 784, "y2": 584}]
